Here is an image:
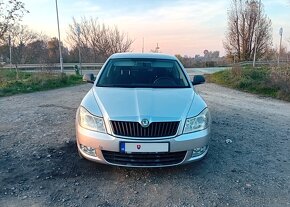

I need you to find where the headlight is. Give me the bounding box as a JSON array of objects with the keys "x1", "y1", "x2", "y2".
[
  {"x1": 183, "y1": 108, "x2": 210, "y2": 134},
  {"x1": 79, "y1": 106, "x2": 106, "y2": 133}
]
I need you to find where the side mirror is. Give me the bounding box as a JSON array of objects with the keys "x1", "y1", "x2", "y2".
[
  {"x1": 192, "y1": 75, "x2": 205, "y2": 85},
  {"x1": 83, "y1": 73, "x2": 95, "y2": 83}
]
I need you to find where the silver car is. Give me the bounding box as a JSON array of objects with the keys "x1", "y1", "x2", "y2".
[{"x1": 76, "y1": 53, "x2": 211, "y2": 167}]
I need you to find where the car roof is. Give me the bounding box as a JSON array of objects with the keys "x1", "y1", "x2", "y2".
[{"x1": 109, "y1": 52, "x2": 177, "y2": 60}]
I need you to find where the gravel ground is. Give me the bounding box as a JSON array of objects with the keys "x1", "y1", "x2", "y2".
[{"x1": 0, "y1": 83, "x2": 289, "y2": 207}]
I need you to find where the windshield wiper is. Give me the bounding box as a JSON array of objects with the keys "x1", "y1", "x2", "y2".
[
  {"x1": 151, "y1": 86, "x2": 188, "y2": 88},
  {"x1": 96, "y1": 84, "x2": 135, "y2": 88},
  {"x1": 96, "y1": 84, "x2": 189, "y2": 88}
]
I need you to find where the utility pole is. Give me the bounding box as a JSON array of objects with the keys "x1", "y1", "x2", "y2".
[
  {"x1": 287, "y1": 48, "x2": 289, "y2": 69},
  {"x1": 76, "y1": 24, "x2": 82, "y2": 75},
  {"x1": 278, "y1": 27, "x2": 283, "y2": 67},
  {"x1": 155, "y1": 43, "x2": 160, "y2": 53},
  {"x1": 55, "y1": 0, "x2": 64, "y2": 73},
  {"x1": 142, "y1": 37, "x2": 144, "y2": 53},
  {"x1": 8, "y1": 35, "x2": 12, "y2": 70},
  {"x1": 253, "y1": 0, "x2": 261, "y2": 68}
]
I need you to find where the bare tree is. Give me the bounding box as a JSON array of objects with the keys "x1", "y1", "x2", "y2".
[
  {"x1": 26, "y1": 40, "x2": 48, "y2": 64},
  {"x1": 47, "y1": 37, "x2": 61, "y2": 63},
  {"x1": 0, "y1": 0, "x2": 28, "y2": 39},
  {"x1": 1, "y1": 24, "x2": 36, "y2": 78},
  {"x1": 107, "y1": 26, "x2": 133, "y2": 55},
  {"x1": 67, "y1": 17, "x2": 133, "y2": 62},
  {"x1": 25, "y1": 34, "x2": 49, "y2": 64},
  {"x1": 224, "y1": 0, "x2": 272, "y2": 62},
  {"x1": 9, "y1": 24, "x2": 37, "y2": 67}
]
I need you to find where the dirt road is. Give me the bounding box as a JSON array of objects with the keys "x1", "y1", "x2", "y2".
[{"x1": 0, "y1": 83, "x2": 289, "y2": 207}]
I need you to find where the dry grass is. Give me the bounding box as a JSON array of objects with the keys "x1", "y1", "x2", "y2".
[
  {"x1": 207, "y1": 65, "x2": 290, "y2": 102},
  {"x1": 269, "y1": 67, "x2": 290, "y2": 101},
  {"x1": 0, "y1": 69, "x2": 83, "y2": 97}
]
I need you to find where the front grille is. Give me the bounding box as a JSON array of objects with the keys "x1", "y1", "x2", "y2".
[
  {"x1": 102, "y1": 151, "x2": 186, "y2": 166},
  {"x1": 110, "y1": 121, "x2": 179, "y2": 137}
]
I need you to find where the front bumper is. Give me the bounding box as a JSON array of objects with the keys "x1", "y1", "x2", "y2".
[{"x1": 76, "y1": 121, "x2": 210, "y2": 167}]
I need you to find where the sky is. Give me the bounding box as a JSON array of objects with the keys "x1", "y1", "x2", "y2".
[{"x1": 21, "y1": 0, "x2": 290, "y2": 57}]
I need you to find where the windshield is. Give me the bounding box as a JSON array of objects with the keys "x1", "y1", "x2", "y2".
[{"x1": 96, "y1": 58, "x2": 190, "y2": 88}]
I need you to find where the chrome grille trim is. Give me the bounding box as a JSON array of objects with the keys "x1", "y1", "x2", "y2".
[{"x1": 110, "y1": 121, "x2": 179, "y2": 138}]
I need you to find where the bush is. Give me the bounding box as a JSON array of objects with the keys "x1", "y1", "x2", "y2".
[
  {"x1": 207, "y1": 66, "x2": 290, "y2": 101},
  {"x1": 0, "y1": 70, "x2": 83, "y2": 97},
  {"x1": 269, "y1": 67, "x2": 290, "y2": 101}
]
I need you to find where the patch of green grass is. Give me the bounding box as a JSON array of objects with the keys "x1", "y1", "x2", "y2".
[
  {"x1": 206, "y1": 65, "x2": 290, "y2": 101},
  {"x1": 0, "y1": 69, "x2": 84, "y2": 97}
]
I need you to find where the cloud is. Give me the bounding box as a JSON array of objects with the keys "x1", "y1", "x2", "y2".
[
  {"x1": 101, "y1": 0, "x2": 228, "y2": 55},
  {"x1": 20, "y1": 0, "x2": 290, "y2": 56},
  {"x1": 268, "y1": 0, "x2": 290, "y2": 6},
  {"x1": 65, "y1": 0, "x2": 100, "y2": 14}
]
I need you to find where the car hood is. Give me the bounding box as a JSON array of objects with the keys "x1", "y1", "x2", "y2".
[{"x1": 92, "y1": 87, "x2": 195, "y2": 122}]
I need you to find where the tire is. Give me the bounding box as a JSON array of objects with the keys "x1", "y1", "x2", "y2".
[{"x1": 78, "y1": 149, "x2": 84, "y2": 159}]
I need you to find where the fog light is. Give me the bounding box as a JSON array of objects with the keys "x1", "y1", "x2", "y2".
[
  {"x1": 80, "y1": 144, "x2": 96, "y2": 157},
  {"x1": 192, "y1": 145, "x2": 207, "y2": 157}
]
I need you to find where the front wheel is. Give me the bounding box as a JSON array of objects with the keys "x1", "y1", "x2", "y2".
[{"x1": 78, "y1": 149, "x2": 84, "y2": 159}]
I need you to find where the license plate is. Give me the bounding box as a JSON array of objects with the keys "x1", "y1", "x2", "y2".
[{"x1": 120, "y1": 142, "x2": 169, "y2": 153}]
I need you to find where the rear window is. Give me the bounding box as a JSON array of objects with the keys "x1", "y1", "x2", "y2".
[{"x1": 96, "y1": 58, "x2": 190, "y2": 88}]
